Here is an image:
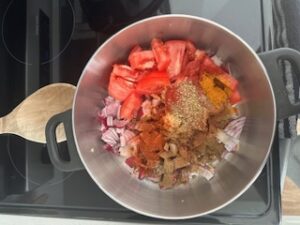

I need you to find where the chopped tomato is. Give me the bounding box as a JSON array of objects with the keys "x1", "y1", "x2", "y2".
[
  {"x1": 120, "y1": 92, "x2": 142, "y2": 120},
  {"x1": 112, "y1": 64, "x2": 138, "y2": 82},
  {"x1": 125, "y1": 156, "x2": 141, "y2": 168},
  {"x1": 138, "y1": 167, "x2": 147, "y2": 180},
  {"x1": 230, "y1": 89, "x2": 242, "y2": 104},
  {"x1": 201, "y1": 56, "x2": 225, "y2": 74},
  {"x1": 195, "y1": 49, "x2": 206, "y2": 61},
  {"x1": 136, "y1": 71, "x2": 170, "y2": 95},
  {"x1": 130, "y1": 45, "x2": 142, "y2": 54},
  {"x1": 151, "y1": 38, "x2": 170, "y2": 71},
  {"x1": 108, "y1": 73, "x2": 135, "y2": 101},
  {"x1": 181, "y1": 58, "x2": 203, "y2": 77},
  {"x1": 165, "y1": 40, "x2": 186, "y2": 78},
  {"x1": 216, "y1": 73, "x2": 239, "y2": 91},
  {"x1": 129, "y1": 50, "x2": 155, "y2": 70},
  {"x1": 185, "y1": 40, "x2": 197, "y2": 61}
]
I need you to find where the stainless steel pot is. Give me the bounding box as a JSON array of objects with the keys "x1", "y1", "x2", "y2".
[{"x1": 46, "y1": 15, "x2": 300, "y2": 219}]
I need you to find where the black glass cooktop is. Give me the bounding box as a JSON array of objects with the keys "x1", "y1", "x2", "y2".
[{"x1": 0, "y1": 0, "x2": 281, "y2": 224}]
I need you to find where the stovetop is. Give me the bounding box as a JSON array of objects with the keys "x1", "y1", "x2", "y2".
[{"x1": 0, "y1": 0, "x2": 281, "y2": 224}]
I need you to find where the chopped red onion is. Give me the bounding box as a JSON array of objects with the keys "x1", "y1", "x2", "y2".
[
  {"x1": 119, "y1": 130, "x2": 135, "y2": 147},
  {"x1": 101, "y1": 128, "x2": 119, "y2": 146},
  {"x1": 117, "y1": 105, "x2": 121, "y2": 120},
  {"x1": 120, "y1": 136, "x2": 126, "y2": 147},
  {"x1": 107, "y1": 116, "x2": 114, "y2": 126},
  {"x1": 104, "y1": 144, "x2": 113, "y2": 152},
  {"x1": 100, "y1": 123, "x2": 107, "y2": 132},
  {"x1": 224, "y1": 117, "x2": 246, "y2": 139},
  {"x1": 113, "y1": 119, "x2": 129, "y2": 128},
  {"x1": 116, "y1": 128, "x2": 125, "y2": 134},
  {"x1": 198, "y1": 166, "x2": 215, "y2": 180},
  {"x1": 104, "y1": 96, "x2": 115, "y2": 105},
  {"x1": 101, "y1": 101, "x2": 120, "y2": 117},
  {"x1": 216, "y1": 130, "x2": 239, "y2": 152}
]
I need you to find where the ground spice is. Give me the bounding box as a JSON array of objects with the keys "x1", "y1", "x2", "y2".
[
  {"x1": 169, "y1": 81, "x2": 208, "y2": 132},
  {"x1": 199, "y1": 74, "x2": 228, "y2": 109}
]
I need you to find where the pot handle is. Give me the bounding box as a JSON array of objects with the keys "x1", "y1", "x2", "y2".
[
  {"x1": 259, "y1": 48, "x2": 300, "y2": 120},
  {"x1": 45, "y1": 109, "x2": 84, "y2": 172}
]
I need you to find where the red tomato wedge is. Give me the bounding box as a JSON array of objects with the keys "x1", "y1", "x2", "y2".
[
  {"x1": 130, "y1": 45, "x2": 142, "y2": 54},
  {"x1": 151, "y1": 38, "x2": 170, "y2": 71},
  {"x1": 201, "y1": 56, "x2": 225, "y2": 74},
  {"x1": 120, "y1": 92, "x2": 142, "y2": 120},
  {"x1": 129, "y1": 49, "x2": 155, "y2": 70},
  {"x1": 215, "y1": 73, "x2": 239, "y2": 91},
  {"x1": 185, "y1": 40, "x2": 197, "y2": 61},
  {"x1": 165, "y1": 40, "x2": 186, "y2": 78},
  {"x1": 108, "y1": 73, "x2": 135, "y2": 102},
  {"x1": 136, "y1": 71, "x2": 170, "y2": 95},
  {"x1": 125, "y1": 156, "x2": 141, "y2": 168},
  {"x1": 112, "y1": 64, "x2": 138, "y2": 82},
  {"x1": 230, "y1": 89, "x2": 242, "y2": 104}
]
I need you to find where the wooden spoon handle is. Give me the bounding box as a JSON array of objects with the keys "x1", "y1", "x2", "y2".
[{"x1": 0, "y1": 117, "x2": 4, "y2": 134}]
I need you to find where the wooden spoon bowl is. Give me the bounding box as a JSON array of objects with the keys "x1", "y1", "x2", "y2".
[{"x1": 0, "y1": 83, "x2": 76, "y2": 143}]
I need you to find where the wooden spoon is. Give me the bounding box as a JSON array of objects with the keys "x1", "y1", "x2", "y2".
[{"x1": 0, "y1": 83, "x2": 76, "y2": 143}]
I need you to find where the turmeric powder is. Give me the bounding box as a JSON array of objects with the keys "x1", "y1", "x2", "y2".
[{"x1": 199, "y1": 74, "x2": 228, "y2": 109}]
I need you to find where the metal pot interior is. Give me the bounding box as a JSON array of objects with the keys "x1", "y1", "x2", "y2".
[{"x1": 72, "y1": 15, "x2": 276, "y2": 219}]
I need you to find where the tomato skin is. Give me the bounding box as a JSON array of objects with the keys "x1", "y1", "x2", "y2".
[
  {"x1": 136, "y1": 71, "x2": 170, "y2": 95},
  {"x1": 130, "y1": 45, "x2": 142, "y2": 54},
  {"x1": 108, "y1": 74, "x2": 135, "y2": 101},
  {"x1": 216, "y1": 73, "x2": 239, "y2": 91},
  {"x1": 120, "y1": 92, "x2": 142, "y2": 120},
  {"x1": 112, "y1": 64, "x2": 138, "y2": 82},
  {"x1": 185, "y1": 40, "x2": 197, "y2": 61},
  {"x1": 230, "y1": 89, "x2": 241, "y2": 104},
  {"x1": 129, "y1": 50, "x2": 155, "y2": 70},
  {"x1": 151, "y1": 38, "x2": 170, "y2": 71},
  {"x1": 166, "y1": 40, "x2": 186, "y2": 78}
]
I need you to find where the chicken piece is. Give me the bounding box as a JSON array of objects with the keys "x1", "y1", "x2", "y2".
[
  {"x1": 174, "y1": 157, "x2": 190, "y2": 169},
  {"x1": 164, "y1": 159, "x2": 175, "y2": 174},
  {"x1": 178, "y1": 146, "x2": 190, "y2": 160},
  {"x1": 160, "y1": 173, "x2": 175, "y2": 189},
  {"x1": 192, "y1": 132, "x2": 207, "y2": 148},
  {"x1": 179, "y1": 167, "x2": 190, "y2": 183},
  {"x1": 135, "y1": 122, "x2": 156, "y2": 132},
  {"x1": 159, "y1": 150, "x2": 177, "y2": 160}
]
